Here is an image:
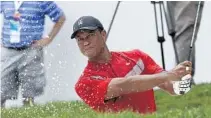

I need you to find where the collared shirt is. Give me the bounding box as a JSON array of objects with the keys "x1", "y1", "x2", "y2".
[
  {"x1": 75, "y1": 49, "x2": 163, "y2": 114},
  {"x1": 0, "y1": 1, "x2": 63, "y2": 48}
]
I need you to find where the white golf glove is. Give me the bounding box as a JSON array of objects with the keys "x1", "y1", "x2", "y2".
[{"x1": 173, "y1": 74, "x2": 192, "y2": 95}]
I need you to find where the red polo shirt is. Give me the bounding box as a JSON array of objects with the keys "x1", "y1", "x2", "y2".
[{"x1": 75, "y1": 49, "x2": 163, "y2": 114}]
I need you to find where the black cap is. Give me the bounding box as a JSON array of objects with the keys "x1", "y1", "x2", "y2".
[{"x1": 71, "y1": 16, "x2": 104, "y2": 39}]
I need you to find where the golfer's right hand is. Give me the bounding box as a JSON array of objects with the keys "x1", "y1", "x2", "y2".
[{"x1": 168, "y1": 61, "x2": 192, "y2": 81}]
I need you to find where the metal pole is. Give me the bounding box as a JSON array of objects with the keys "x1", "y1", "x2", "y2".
[
  {"x1": 152, "y1": 1, "x2": 166, "y2": 70},
  {"x1": 162, "y1": 1, "x2": 179, "y2": 64}
]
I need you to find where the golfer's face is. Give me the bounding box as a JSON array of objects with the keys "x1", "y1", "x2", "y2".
[{"x1": 75, "y1": 30, "x2": 104, "y2": 58}]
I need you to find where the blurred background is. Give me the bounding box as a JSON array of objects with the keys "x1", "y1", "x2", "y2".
[{"x1": 1, "y1": 1, "x2": 211, "y2": 108}]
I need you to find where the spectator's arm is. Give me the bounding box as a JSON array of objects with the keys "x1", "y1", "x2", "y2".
[
  {"x1": 47, "y1": 14, "x2": 66, "y2": 42},
  {"x1": 41, "y1": 1, "x2": 66, "y2": 41}
]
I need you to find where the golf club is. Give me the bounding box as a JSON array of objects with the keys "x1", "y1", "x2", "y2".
[
  {"x1": 174, "y1": 1, "x2": 203, "y2": 95},
  {"x1": 106, "y1": 1, "x2": 121, "y2": 39}
]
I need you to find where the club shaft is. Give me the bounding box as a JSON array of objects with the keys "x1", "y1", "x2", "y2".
[
  {"x1": 107, "y1": 1, "x2": 121, "y2": 39},
  {"x1": 188, "y1": 1, "x2": 202, "y2": 61}
]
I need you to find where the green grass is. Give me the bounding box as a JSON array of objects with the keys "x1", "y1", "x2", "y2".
[{"x1": 1, "y1": 83, "x2": 211, "y2": 118}]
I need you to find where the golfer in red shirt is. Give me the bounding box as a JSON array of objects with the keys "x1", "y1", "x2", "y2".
[{"x1": 71, "y1": 16, "x2": 192, "y2": 114}]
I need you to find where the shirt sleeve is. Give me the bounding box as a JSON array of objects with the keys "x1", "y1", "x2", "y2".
[
  {"x1": 0, "y1": 2, "x2": 2, "y2": 13},
  {"x1": 136, "y1": 49, "x2": 164, "y2": 74},
  {"x1": 75, "y1": 76, "x2": 113, "y2": 109},
  {"x1": 41, "y1": 1, "x2": 64, "y2": 23}
]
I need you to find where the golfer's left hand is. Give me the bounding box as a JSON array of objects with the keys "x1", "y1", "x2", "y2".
[
  {"x1": 170, "y1": 61, "x2": 192, "y2": 81},
  {"x1": 173, "y1": 74, "x2": 192, "y2": 95}
]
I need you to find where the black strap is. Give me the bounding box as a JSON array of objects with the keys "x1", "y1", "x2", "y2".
[
  {"x1": 104, "y1": 96, "x2": 120, "y2": 103},
  {"x1": 6, "y1": 46, "x2": 29, "y2": 51}
]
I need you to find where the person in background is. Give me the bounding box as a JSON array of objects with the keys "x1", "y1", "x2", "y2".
[
  {"x1": 0, "y1": 1, "x2": 66, "y2": 107},
  {"x1": 167, "y1": 1, "x2": 204, "y2": 85}
]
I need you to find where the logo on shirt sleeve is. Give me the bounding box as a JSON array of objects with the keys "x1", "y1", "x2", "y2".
[
  {"x1": 125, "y1": 59, "x2": 145, "y2": 77},
  {"x1": 90, "y1": 75, "x2": 105, "y2": 80}
]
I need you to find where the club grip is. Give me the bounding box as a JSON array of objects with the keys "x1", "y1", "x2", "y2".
[{"x1": 181, "y1": 74, "x2": 192, "y2": 81}]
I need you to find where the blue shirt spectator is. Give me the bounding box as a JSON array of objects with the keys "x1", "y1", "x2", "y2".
[
  {"x1": 1, "y1": 1, "x2": 64, "y2": 48},
  {"x1": 1, "y1": 1, "x2": 65, "y2": 107}
]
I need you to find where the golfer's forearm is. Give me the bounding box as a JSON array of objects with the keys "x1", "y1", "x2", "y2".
[
  {"x1": 48, "y1": 15, "x2": 66, "y2": 40},
  {"x1": 106, "y1": 72, "x2": 172, "y2": 99}
]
